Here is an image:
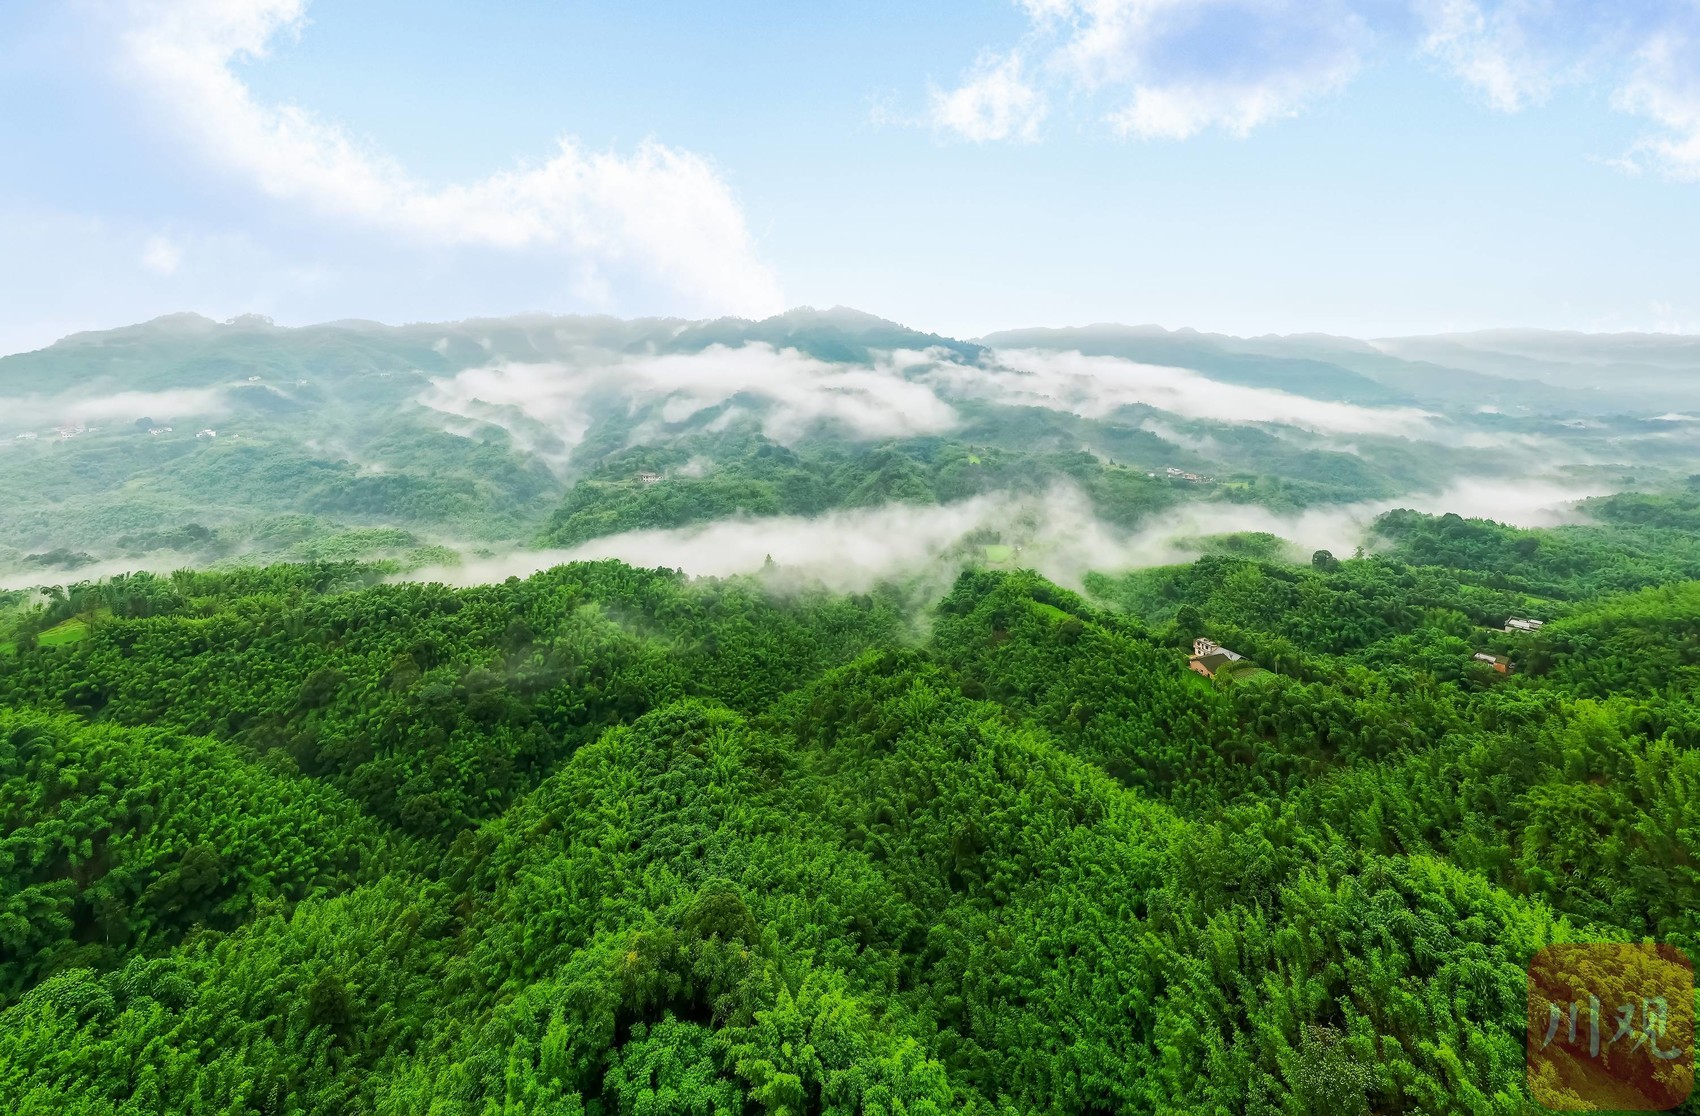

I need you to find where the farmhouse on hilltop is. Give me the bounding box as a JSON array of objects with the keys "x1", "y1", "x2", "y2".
[
  {"x1": 1189, "y1": 637, "x2": 1246, "y2": 679},
  {"x1": 1504, "y1": 617, "x2": 1544, "y2": 633}
]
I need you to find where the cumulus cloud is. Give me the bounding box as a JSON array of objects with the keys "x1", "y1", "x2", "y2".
[
  {"x1": 419, "y1": 343, "x2": 961, "y2": 464},
  {"x1": 942, "y1": 348, "x2": 1438, "y2": 435},
  {"x1": 1409, "y1": 1, "x2": 1700, "y2": 178},
  {"x1": 929, "y1": 51, "x2": 1048, "y2": 142},
  {"x1": 1418, "y1": 0, "x2": 1573, "y2": 111},
  {"x1": 932, "y1": 0, "x2": 1370, "y2": 141},
  {"x1": 110, "y1": 0, "x2": 783, "y2": 315},
  {"x1": 927, "y1": 0, "x2": 1700, "y2": 176},
  {"x1": 1615, "y1": 26, "x2": 1700, "y2": 180}
]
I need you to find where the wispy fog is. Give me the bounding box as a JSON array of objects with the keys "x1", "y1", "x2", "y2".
[
  {"x1": 946, "y1": 349, "x2": 1439, "y2": 436},
  {"x1": 410, "y1": 491, "x2": 1028, "y2": 595},
  {"x1": 405, "y1": 475, "x2": 1605, "y2": 595},
  {"x1": 417, "y1": 341, "x2": 1459, "y2": 469},
  {"x1": 419, "y1": 343, "x2": 958, "y2": 462},
  {"x1": 0, "y1": 556, "x2": 183, "y2": 592},
  {"x1": 0, "y1": 388, "x2": 227, "y2": 429}
]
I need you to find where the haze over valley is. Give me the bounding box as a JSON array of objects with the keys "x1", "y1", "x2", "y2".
[{"x1": 4, "y1": 307, "x2": 1694, "y2": 590}]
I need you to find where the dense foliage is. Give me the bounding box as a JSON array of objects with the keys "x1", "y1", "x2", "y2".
[
  {"x1": 538, "y1": 430, "x2": 1203, "y2": 547},
  {"x1": 4, "y1": 499, "x2": 1698, "y2": 1114}
]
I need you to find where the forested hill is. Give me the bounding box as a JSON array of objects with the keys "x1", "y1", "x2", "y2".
[
  {"x1": 8, "y1": 310, "x2": 1700, "y2": 581},
  {"x1": 4, "y1": 499, "x2": 1700, "y2": 1113}
]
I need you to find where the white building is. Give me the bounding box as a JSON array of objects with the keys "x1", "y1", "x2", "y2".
[
  {"x1": 1193, "y1": 638, "x2": 1244, "y2": 662},
  {"x1": 1504, "y1": 618, "x2": 1544, "y2": 633}
]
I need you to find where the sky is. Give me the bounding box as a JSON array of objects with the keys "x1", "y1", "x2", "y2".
[{"x1": 2, "y1": 0, "x2": 1699, "y2": 356}]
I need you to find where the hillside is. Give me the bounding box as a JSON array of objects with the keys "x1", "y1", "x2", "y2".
[
  {"x1": 6, "y1": 312, "x2": 1700, "y2": 585},
  {"x1": 3, "y1": 498, "x2": 1699, "y2": 1112}
]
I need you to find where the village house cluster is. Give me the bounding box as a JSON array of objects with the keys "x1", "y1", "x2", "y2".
[
  {"x1": 1471, "y1": 618, "x2": 1543, "y2": 674},
  {"x1": 1150, "y1": 467, "x2": 1215, "y2": 483}
]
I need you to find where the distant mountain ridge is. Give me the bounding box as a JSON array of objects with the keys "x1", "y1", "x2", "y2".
[
  {"x1": 2, "y1": 306, "x2": 1698, "y2": 582},
  {"x1": 13, "y1": 308, "x2": 1698, "y2": 409}
]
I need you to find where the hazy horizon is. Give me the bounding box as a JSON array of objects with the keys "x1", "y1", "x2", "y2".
[
  {"x1": 11, "y1": 306, "x2": 1700, "y2": 363},
  {"x1": 8, "y1": 1, "x2": 1700, "y2": 353}
]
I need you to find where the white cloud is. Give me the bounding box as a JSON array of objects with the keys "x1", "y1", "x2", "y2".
[
  {"x1": 1416, "y1": 1, "x2": 1700, "y2": 179},
  {"x1": 110, "y1": 0, "x2": 783, "y2": 316},
  {"x1": 5, "y1": 472, "x2": 1593, "y2": 590},
  {"x1": 929, "y1": 0, "x2": 1700, "y2": 174},
  {"x1": 141, "y1": 234, "x2": 182, "y2": 276},
  {"x1": 1616, "y1": 28, "x2": 1700, "y2": 180},
  {"x1": 422, "y1": 341, "x2": 1456, "y2": 473},
  {"x1": 402, "y1": 484, "x2": 1203, "y2": 594},
  {"x1": 400, "y1": 472, "x2": 1603, "y2": 596},
  {"x1": 0, "y1": 387, "x2": 227, "y2": 428},
  {"x1": 1417, "y1": 0, "x2": 1571, "y2": 112},
  {"x1": 933, "y1": 0, "x2": 1370, "y2": 142},
  {"x1": 941, "y1": 348, "x2": 1438, "y2": 435},
  {"x1": 929, "y1": 51, "x2": 1048, "y2": 142},
  {"x1": 419, "y1": 343, "x2": 960, "y2": 465}
]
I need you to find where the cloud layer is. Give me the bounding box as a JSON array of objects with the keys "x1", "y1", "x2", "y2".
[
  {"x1": 0, "y1": 470, "x2": 1609, "y2": 593},
  {"x1": 929, "y1": 0, "x2": 1700, "y2": 179},
  {"x1": 0, "y1": 387, "x2": 227, "y2": 429},
  {"x1": 419, "y1": 341, "x2": 1441, "y2": 465},
  {"x1": 419, "y1": 343, "x2": 961, "y2": 465},
  {"x1": 112, "y1": 0, "x2": 783, "y2": 315},
  {"x1": 405, "y1": 474, "x2": 1602, "y2": 596},
  {"x1": 950, "y1": 349, "x2": 1438, "y2": 435}
]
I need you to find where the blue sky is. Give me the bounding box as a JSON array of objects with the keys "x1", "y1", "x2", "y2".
[{"x1": 2, "y1": 0, "x2": 1698, "y2": 354}]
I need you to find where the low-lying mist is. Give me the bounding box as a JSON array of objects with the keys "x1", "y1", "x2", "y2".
[
  {"x1": 419, "y1": 343, "x2": 959, "y2": 470},
  {"x1": 406, "y1": 475, "x2": 1608, "y2": 595},
  {"x1": 0, "y1": 387, "x2": 228, "y2": 430},
  {"x1": 415, "y1": 341, "x2": 1463, "y2": 473}
]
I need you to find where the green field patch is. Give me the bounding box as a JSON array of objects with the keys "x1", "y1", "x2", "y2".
[{"x1": 36, "y1": 609, "x2": 111, "y2": 647}]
